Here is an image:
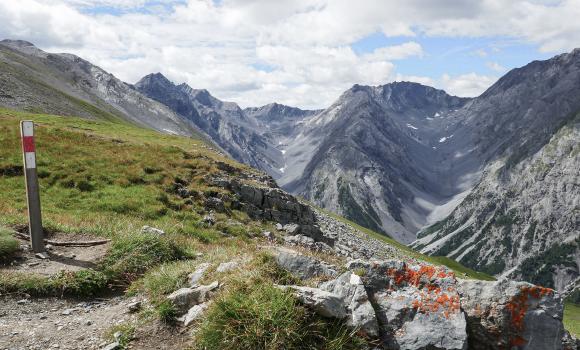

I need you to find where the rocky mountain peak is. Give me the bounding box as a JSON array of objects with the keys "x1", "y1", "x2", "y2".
[
  {"x1": 0, "y1": 39, "x2": 36, "y2": 48},
  {"x1": 245, "y1": 102, "x2": 319, "y2": 123},
  {"x1": 0, "y1": 39, "x2": 49, "y2": 58},
  {"x1": 338, "y1": 81, "x2": 468, "y2": 116},
  {"x1": 379, "y1": 81, "x2": 469, "y2": 112},
  {"x1": 481, "y1": 47, "x2": 580, "y2": 100},
  {"x1": 186, "y1": 88, "x2": 214, "y2": 107},
  {"x1": 135, "y1": 72, "x2": 174, "y2": 91}
]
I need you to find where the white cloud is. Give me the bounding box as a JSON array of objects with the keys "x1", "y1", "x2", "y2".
[
  {"x1": 0, "y1": 0, "x2": 579, "y2": 108},
  {"x1": 486, "y1": 61, "x2": 506, "y2": 72},
  {"x1": 441, "y1": 73, "x2": 498, "y2": 97},
  {"x1": 364, "y1": 42, "x2": 423, "y2": 61},
  {"x1": 58, "y1": 0, "x2": 149, "y2": 8}
]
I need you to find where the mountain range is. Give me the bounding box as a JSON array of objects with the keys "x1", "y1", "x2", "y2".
[{"x1": 0, "y1": 38, "x2": 577, "y2": 292}]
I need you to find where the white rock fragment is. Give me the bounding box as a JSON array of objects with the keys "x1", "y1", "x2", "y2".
[
  {"x1": 279, "y1": 285, "x2": 347, "y2": 319},
  {"x1": 178, "y1": 302, "x2": 210, "y2": 327},
  {"x1": 188, "y1": 263, "x2": 211, "y2": 287},
  {"x1": 216, "y1": 261, "x2": 239, "y2": 273},
  {"x1": 140, "y1": 225, "x2": 165, "y2": 235}
]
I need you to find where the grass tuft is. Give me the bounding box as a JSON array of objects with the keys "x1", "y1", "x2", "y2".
[
  {"x1": 52, "y1": 269, "x2": 108, "y2": 296},
  {"x1": 0, "y1": 269, "x2": 107, "y2": 297},
  {"x1": 0, "y1": 226, "x2": 20, "y2": 262},
  {"x1": 195, "y1": 280, "x2": 365, "y2": 350},
  {"x1": 105, "y1": 323, "x2": 136, "y2": 349},
  {"x1": 132, "y1": 260, "x2": 199, "y2": 299},
  {"x1": 101, "y1": 233, "x2": 192, "y2": 285},
  {"x1": 157, "y1": 300, "x2": 178, "y2": 325}
]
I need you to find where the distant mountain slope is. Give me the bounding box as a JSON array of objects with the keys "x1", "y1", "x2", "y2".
[
  {"x1": 413, "y1": 113, "x2": 579, "y2": 290},
  {"x1": 244, "y1": 102, "x2": 321, "y2": 146},
  {"x1": 135, "y1": 73, "x2": 285, "y2": 176},
  {"x1": 277, "y1": 82, "x2": 470, "y2": 243},
  {"x1": 0, "y1": 40, "x2": 205, "y2": 139},
  {"x1": 1, "y1": 38, "x2": 577, "y2": 290},
  {"x1": 412, "y1": 50, "x2": 580, "y2": 290}
]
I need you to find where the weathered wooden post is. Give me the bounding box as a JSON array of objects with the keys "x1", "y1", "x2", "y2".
[{"x1": 20, "y1": 120, "x2": 45, "y2": 253}]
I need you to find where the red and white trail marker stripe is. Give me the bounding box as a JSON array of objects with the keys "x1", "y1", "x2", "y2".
[
  {"x1": 21, "y1": 121, "x2": 37, "y2": 169},
  {"x1": 20, "y1": 120, "x2": 44, "y2": 253}
]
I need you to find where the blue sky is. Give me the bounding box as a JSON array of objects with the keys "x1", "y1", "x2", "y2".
[
  {"x1": 351, "y1": 33, "x2": 552, "y2": 78},
  {"x1": 1, "y1": 0, "x2": 577, "y2": 108}
]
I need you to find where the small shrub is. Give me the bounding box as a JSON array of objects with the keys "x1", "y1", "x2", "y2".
[
  {"x1": 37, "y1": 169, "x2": 51, "y2": 178},
  {"x1": 143, "y1": 166, "x2": 160, "y2": 174},
  {"x1": 77, "y1": 180, "x2": 95, "y2": 192},
  {"x1": 0, "y1": 164, "x2": 22, "y2": 177},
  {"x1": 60, "y1": 178, "x2": 76, "y2": 188}
]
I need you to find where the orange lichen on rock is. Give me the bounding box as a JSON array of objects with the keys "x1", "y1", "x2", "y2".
[
  {"x1": 506, "y1": 285, "x2": 554, "y2": 347},
  {"x1": 387, "y1": 264, "x2": 446, "y2": 288},
  {"x1": 389, "y1": 264, "x2": 461, "y2": 319},
  {"x1": 410, "y1": 291, "x2": 460, "y2": 318},
  {"x1": 427, "y1": 284, "x2": 441, "y2": 294},
  {"x1": 510, "y1": 336, "x2": 528, "y2": 347},
  {"x1": 506, "y1": 285, "x2": 553, "y2": 331},
  {"x1": 526, "y1": 285, "x2": 553, "y2": 299}
]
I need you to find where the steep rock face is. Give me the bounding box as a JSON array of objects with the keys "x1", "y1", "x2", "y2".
[
  {"x1": 412, "y1": 51, "x2": 580, "y2": 290},
  {"x1": 0, "y1": 40, "x2": 205, "y2": 139},
  {"x1": 135, "y1": 73, "x2": 284, "y2": 176},
  {"x1": 206, "y1": 172, "x2": 331, "y2": 245},
  {"x1": 278, "y1": 83, "x2": 470, "y2": 243}
]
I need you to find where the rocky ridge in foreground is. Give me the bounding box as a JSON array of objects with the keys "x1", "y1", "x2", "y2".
[{"x1": 178, "y1": 165, "x2": 578, "y2": 349}]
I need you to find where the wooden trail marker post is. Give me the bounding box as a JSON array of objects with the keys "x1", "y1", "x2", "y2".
[{"x1": 20, "y1": 120, "x2": 45, "y2": 253}]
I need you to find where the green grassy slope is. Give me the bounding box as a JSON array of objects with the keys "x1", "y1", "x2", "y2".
[
  {"x1": 1, "y1": 107, "x2": 574, "y2": 342},
  {"x1": 0, "y1": 108, "x2": 270, "y2": 301},
  {"x1": 0, "y1": 108, "x2": 239, "y2": 236},
  {"x1": 564, "y1": 302, "x2": 580, "y2": 338}
]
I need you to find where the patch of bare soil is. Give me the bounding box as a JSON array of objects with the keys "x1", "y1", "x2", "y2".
[
  {"x1": 0, "y1": 295, "x2": 134, "y2": 350},
  {"x1": 129, "y1": 321, "x2": 193, "y2": 350},
  {"x1": 0, "y1": 295, "x2": 194, "y2": 350},
  {"x1": 2, "y1": 233, "x2": 110, "y2": 276}
]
